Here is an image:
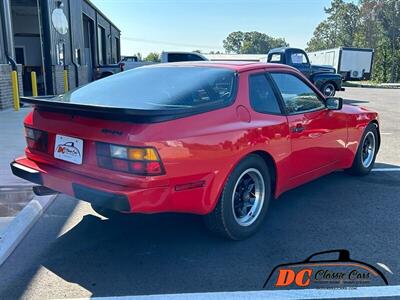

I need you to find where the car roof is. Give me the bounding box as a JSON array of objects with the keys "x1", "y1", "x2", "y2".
[
  {"x1": 143, "y1": 61, "x2": 296, "y2": 73},
  {"x1": 268, "y1": 47, "x2": 304, "y2": 54}
]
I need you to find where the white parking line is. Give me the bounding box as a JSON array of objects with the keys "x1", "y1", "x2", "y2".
[
  {"x1": 380, "y1": 132, "x2": 393, "y2": 135},
  {"x1": 372, "y1": 168, "x2": 400, "y2": 172},
  {"x1": 72, "y1": 285, "x2": 400, "y2": 300}
]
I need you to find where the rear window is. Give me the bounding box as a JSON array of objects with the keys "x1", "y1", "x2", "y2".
[
  {"x1": 167, "y1": 53, "x2": 206, "y2": 62},
  {"x1": 55, "y1": 66, "x2": 237, "y2": 110}
]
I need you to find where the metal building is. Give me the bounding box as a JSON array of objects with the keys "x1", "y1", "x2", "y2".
[{"x1": 0, "y1": 0, "x2": 120, "y2": 110}]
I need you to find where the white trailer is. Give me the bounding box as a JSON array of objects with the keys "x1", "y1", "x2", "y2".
[{"x1": 307, "y1": 47, "x2": 374, "y2": 81}]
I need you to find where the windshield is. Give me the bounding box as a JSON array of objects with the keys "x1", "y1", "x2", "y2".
[{"x1": 54, "y1": 66, "x2": 237, "y2": 110}]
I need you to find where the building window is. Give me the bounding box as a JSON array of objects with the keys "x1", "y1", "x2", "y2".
[
  {"x1": 97, "y1": 26, "x2": 106, "y2": 65},
  {"x1": 115, "y1": 37, "x2": 120, "y2": 62}
]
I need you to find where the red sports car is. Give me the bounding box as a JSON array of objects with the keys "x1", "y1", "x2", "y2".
[{"x1": 11, "y1": 62, "x2": 380, "y2": 240}]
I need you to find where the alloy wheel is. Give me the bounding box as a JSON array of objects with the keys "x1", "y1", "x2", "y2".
[
  {"x1": 361, "y1": 131, "x2": 376, "y2": 168},
  {"x1": 232, "y1": 168, "x2": 265, "y2": 227}
]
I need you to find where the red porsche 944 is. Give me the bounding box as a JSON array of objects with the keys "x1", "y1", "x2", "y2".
[{"x1": 11, "y1": 62, "x2": 379, "y2": 240}]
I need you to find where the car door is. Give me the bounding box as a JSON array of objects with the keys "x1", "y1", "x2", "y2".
[{"x1": 269, "y1": 71, "x2": 347, "y2": 179}]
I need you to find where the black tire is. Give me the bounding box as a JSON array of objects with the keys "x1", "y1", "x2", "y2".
[
  {"x1": 321, "y1": 82, "x2": 336, "y2": 97},
  {"x1": 345, "y1": 123, "x2": 378, "y2": 176},
  {"x1": 203, "y1": 154, "x2": 272, "y2": 240},
  {"x1": 91, "y1": 204, "x2": 126, "y2": 219}
]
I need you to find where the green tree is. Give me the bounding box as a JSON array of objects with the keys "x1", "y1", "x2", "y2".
[
  {"x1": 354, "y1": 0, "x2": 400, "y2": 82},
  {"x1": 372, "y1": 0, "x2": 400, "y2": 82},
  {"x1": 307, "y1": 0, "x2": 400, "y2": 83},
  {"x1": 223, "y1": 31, "x2": 244, "y2": 53},
  {"x1": 306, "y1": 21, "x2": 335, "y2": 51},
  {"x1": 223, "y1": 31, "x2": 288, "y2": 54},
  {"x1": 307, "y1": 0, "x2": 360, "y2": 51},
  {"x1": 144, "y1": 52, "x2": 161, "y2": 62}
]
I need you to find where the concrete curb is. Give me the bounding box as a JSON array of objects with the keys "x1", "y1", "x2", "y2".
[
  {"x1": 342, "y1": 82, "x2": 400, "y2": 89},
  {"x1": 0, "y1": 194, "x2": 56, "y2": 266}
]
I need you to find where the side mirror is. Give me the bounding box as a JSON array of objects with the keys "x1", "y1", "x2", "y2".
[{"x1": 326, "y1": 97, "x2": 343, "y2": 110}]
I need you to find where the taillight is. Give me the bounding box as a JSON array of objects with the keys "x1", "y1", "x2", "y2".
[
  {"x1": 119, "y1": 62, "x2": 125, "y2": 71},
  {"x1": 25, "y1": 127, "x2": 48, "y2": 152},
  {"x1": 96, "y1": 142, "x2": 164, "y2": 175}
]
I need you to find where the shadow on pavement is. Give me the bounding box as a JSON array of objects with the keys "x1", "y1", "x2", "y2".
[{"x1": 41, "y1": 167, "x2": 400, "y2": 297}]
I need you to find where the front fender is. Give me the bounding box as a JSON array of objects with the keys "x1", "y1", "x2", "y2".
[{"x1": 310, "y1": 73, "x2": 343, "y2": 90}]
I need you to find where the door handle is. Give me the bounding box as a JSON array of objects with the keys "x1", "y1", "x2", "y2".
[{"x1": 291, "y1": 124, "x2": 304, "y2": 133}]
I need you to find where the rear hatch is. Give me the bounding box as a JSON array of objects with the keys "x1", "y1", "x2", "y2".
[{"x1": 21, "y1": 65, "x2": 237, "y2": 186}]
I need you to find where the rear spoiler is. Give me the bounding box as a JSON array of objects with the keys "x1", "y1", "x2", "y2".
[{"x1": 20, "y1": 96, "x2": 221, "y2": 123}]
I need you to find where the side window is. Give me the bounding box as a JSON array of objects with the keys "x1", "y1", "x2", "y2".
[
  {"x1": 249, "y1": 73, "x2": 281, "y2": 114},
  {"x1": 270, "y1": 73, "x2": 325, "y2": 114},
  {"x1": 269, "y1": 54, "x2": 281, "y2": 63}
]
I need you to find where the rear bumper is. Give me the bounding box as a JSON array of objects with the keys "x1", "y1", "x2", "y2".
[
  {"x1": 72, "y1": 183, "x2": 130, "y2": 212},
  {"x1": 10, "y1": 162, "x2": 43, "y2": 185},
  {"x1": 11, "y1": 157, "x2": 212, "y2": 214},
  {"x1": 10, "y1": 158, "x2": 171, "y2": 213},
  {"x1": 11, "y1": 160, "x2": 130, "y2": 212}
]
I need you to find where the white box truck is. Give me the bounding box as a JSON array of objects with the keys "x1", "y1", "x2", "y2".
[{"x1": 307, "y1": 47, "x2": 374, "y2": 81}]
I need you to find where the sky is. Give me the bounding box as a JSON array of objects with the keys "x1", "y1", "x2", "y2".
[{"x1": 91, "y1": 0, "x2": 336, "y2": 56}]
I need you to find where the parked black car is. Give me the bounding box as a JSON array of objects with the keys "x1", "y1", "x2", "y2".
[{"x1": 267, "y1": 47, "x2": 344, "y2": 96}]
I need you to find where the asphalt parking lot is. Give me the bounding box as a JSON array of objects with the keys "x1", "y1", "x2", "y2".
[{"x1": 0, "y1": 87, "x2": 399, "y2": 299}]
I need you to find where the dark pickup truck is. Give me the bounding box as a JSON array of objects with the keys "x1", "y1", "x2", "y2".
[{"x1": 267, "y1": 47, "x2": 344, "y2": 96}]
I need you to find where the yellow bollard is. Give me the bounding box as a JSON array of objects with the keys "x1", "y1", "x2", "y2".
[
  {"x1": 11, "y1": 70, "x2": 20, "y2": 111},
  {"x1": 63, "y1": 69, "x2": 69, "y2": 92},
  {"x1": 31, "y1": 71, "x2": 38, "y2": 96}
]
